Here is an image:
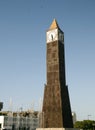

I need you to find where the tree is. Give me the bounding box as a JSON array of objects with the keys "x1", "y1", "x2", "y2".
[{"x1": 74, "y1": 120, "x2": 95, "y2": 130}]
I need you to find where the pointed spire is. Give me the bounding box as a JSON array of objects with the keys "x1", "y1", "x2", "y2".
[{"x1": 49, "y1": 19, "x2": 60, "y2": 30}]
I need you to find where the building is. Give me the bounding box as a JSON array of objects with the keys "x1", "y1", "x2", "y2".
[
  {"x1": 0, "y1": 102, "x2": 3, "y2": 111},
  {"x1": 0, "y1": 111, "x2": 41, "y2": 130},
  {"x1": 42, "y1": 19, "x2": 73, "y2": 128},
  {"x1": 0, "y1": 115, "x2": 13, "y2": 130}
]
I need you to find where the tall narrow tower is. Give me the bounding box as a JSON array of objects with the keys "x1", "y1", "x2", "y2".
[{"x1": 42, "y1": 19, "x2": 73, "y2": 128}]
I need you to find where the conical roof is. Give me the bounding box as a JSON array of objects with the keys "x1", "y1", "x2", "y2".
[{"x1": 49, "y1": 19, "x2": 60, "y2": 30}]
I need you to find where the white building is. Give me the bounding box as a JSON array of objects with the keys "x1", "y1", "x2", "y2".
[
  {"x1": 0, "y1": 114, "x2": 40, "y2": 130},
  {"x1": 0, "y1": 115, "x2": 13, "y2": 130}
]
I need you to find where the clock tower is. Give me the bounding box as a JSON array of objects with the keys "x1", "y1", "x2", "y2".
[{"x1": 42, "y1": 19, "x2": 73, "y2": 128}]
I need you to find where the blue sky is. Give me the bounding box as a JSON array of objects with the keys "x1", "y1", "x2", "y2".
[{"x1": 0, "y1": 0, "x2": 95, "y2": 121}]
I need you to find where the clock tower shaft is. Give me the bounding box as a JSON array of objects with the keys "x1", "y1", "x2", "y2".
[{"x1": 42, "y1": 19, "x2": 73, "y2": 128}]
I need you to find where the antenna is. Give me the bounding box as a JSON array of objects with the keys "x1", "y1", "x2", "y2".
[
  {"x1": 9, "y1": 97, "x2": 13, "y2": 112},
  {"x1": 7, "y1": 97, "x2": 13, "y2": 117},
  {"x1": 31, "y1": 100, "x2": 34, "y2": 112},
  {"x1": 39, "y1": 98, "x2": 42, "y2": 112}
]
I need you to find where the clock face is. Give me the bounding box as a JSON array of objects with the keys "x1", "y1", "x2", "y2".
[{"x1": 47, "y1": 29, "x2": 58, "y2": 43}]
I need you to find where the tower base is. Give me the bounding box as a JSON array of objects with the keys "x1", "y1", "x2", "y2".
[{"x1": 37, "y1": 128, "x2": 80, "y2": 130}]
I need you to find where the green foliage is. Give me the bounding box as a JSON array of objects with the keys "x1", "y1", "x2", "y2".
[{"x1": 74, "y1": 120, "x2": 95, "y2": 130}]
